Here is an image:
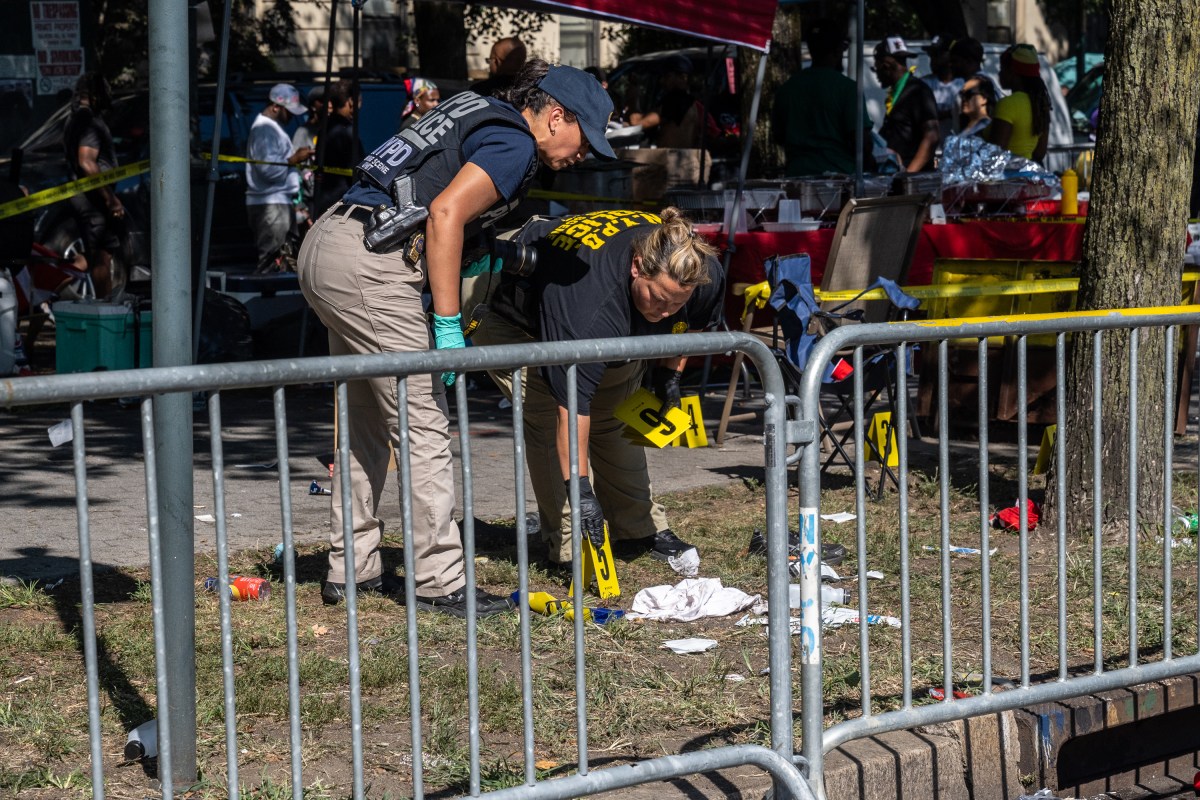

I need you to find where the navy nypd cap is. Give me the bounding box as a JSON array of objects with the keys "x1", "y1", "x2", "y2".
[{"x1": 538, "y1": 65, "x2": 616, "y2": 161}]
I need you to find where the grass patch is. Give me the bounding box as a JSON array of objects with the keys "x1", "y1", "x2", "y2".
[{"x1": 5, "y1": 468, "x2": 1199, "y2": 797}]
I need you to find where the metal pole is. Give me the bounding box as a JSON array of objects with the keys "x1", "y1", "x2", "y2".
[
  {"x1": 193, "y1": 0, "x2": 235, "y2": 363},
  {"x1": 148, "y1": 0, "x2": 197, "y2": 783},
  {"x1": 853, "y1": 0, "x2": 865, "y2": 196}
]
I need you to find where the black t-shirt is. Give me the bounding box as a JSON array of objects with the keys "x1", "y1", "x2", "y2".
[
  {"x1": 63, "y1": 103, "x2": 117, "y2": 178},
  {"x1": 312, "y1": 114, "x2": 365, "y2": 218},
  {"x1": 501, "y1": 210, "x2": 723, "y2": 414},
  {"x1": 879, "y1": 78, "x2": 939, "y2": 168}
]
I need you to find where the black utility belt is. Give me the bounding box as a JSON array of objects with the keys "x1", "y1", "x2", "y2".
[{"x1": 334, "y1": 203, "x2": 426, "y2": 265}]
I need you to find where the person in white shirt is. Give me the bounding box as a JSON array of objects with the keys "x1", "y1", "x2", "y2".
[
  {"x1": 920, "y1": 35, "x2": 964, "y2": 140},
  {"x1": 246, "y1": 83, "x2": 312, "y2": 273}
]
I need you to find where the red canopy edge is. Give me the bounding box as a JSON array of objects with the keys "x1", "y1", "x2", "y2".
[{"x1": 489, "y1": 0, "x2": 777, "y2": 52}]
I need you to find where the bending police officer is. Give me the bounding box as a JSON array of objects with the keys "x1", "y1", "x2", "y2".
[{"x1": 296, "y1": 61, "x2": 615, "y2": 616}]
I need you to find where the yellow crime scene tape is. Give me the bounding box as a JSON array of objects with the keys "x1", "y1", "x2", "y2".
[{"x1": 0, "y1": 154, "x2": 354, "y2": 222}]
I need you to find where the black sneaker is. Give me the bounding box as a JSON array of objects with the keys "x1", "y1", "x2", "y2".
[
  {"x1": 320, "y1": 574, "x2": 402, "y2": 606},
  {"x1": 414, "y1": 587, "x2": 514, "y2": 618},
  {"x1": 747, "y1": 530, "x2": 846, "y2": 566},
  {"x1": 649, "y1": 529, "x2": 697, "y2": 562}
]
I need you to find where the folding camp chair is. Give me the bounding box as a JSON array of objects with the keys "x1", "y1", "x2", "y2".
[
  {"x1": 715, "y1": 194, "x2": 930, "y2": 495},
  {"x1": 812, "y1": 194, "x2": 930, "y2": 493}
]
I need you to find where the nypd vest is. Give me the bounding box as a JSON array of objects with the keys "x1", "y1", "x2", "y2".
[{"x1": 356, "y1": 92, "x2": 538, "y2": 237}]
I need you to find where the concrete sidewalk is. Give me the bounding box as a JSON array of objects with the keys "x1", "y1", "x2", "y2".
[{"x1": 0, "y1": 380, "x2": 770, "y2": 581}]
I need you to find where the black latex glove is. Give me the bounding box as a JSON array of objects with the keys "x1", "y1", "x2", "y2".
[
  {"x1": 652, "y1": 366, "x2": 683, "y2": 421},
  {"x1": 567, "y1": 476, "x2": 606, "y2": 547}
]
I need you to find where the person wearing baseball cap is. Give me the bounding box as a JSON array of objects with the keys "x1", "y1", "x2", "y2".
[
  {"x1": 245, "y1": 83, "x2": 313, "y2": 273},
  {"x1": 989, "y1": 43, "x2": 1051, "y2": 162},
  {"x1": 874, "y1": 35, "x2": 940, "y2": 172},
  {"x1": 296, "y1": 60, "x2": 617, "y2": 617}
]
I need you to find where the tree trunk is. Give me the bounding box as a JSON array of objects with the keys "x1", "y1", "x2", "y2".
[
  {"x1": 413, "y1": 1, "x2": 466, "y2": 80},
  {"x1": 1046, "y1": 0, "x2": 1200, "y2": 536}
]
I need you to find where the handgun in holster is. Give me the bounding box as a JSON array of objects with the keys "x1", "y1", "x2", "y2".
[{"x1": 362, "y1": 174, "x2": 428, "y2": 255}]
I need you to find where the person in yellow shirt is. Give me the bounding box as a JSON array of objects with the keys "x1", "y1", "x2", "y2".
[{"x1": 987, "y1": 44, "x2": 1050, "y2": 163}]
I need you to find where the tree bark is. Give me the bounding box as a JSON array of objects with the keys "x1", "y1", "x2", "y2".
[
  {"x1": 1047, "y1": 0, "x2": 1200, "y2": 536},
  {"x1": 413, "y1": 1, "x2": 467, "y2": 80}
]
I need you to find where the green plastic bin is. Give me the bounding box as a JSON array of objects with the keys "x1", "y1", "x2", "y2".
[{"x1": 53, "y1": 301, "x2": 152, "y2": 373}]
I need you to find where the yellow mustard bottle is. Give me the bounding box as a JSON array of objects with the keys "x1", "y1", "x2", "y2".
[{"x1": 1060, "y1": 168, "x2": 1079, "y2": 216}]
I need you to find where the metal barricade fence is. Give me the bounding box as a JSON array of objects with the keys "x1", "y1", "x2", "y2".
[
  {"x1": 2, "y1": 332, "x2": 814, "y2": 800},
  {"x1": 792, "y1": 307, "x2": 1200, "y2": 800}
]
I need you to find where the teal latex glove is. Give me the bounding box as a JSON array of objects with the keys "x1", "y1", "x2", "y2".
[
  {"x1": 432, "y1": 312, "x2": 465, "y2": 388},
  {"x1": 462, "y1": 253, "x2": 504, "y2": 278}
]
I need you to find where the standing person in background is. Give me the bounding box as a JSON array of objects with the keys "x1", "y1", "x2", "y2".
[
  {"x1": 292, "y1": 86, "x2": 327, "y2": 151},
  {"x1": 246, "y1": 83, "x2": 312, "y2": 273},
  {"x1": 295, "y1": 61, "x2": 615, "y2": 615},
  {"x1": 772, "y1": 19, "x2": 874, "y2": 176},
  {"x1": 948, "y1": 38, "x2": 998, "y2": 97},
  {"x1": 874, "y1": 37, "x2": 940, "y2": 173},
  {"x1": 987, "y1": 44, "x2": 1051, "y2": 163},
  {"x1": 920, "y1": 35, "x2": 963, "y2": 140},
  {"x1": 471, "y1": 37, "x2": 527, "y2": 98},
  {"x1": 629, "y1": 55, "x2": 712, "y2": 149},
  {"x1": 958, "y1": 75, "x2": 998, "y2": 136},
  {"x1": 401, "y1": 78, "x2": 440, "y2": 129},
  {"x1": 63, "y1": 72, "x2": 127, "y2": 298},
  {"x1": 310, "y1": 80, "x2": 366, "y2": 220}
]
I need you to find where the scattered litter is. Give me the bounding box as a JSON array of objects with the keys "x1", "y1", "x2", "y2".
[
  {"x1": 628, "y1": 578, "x2": 760, "y2": 622},
  {"x1": 124, "y1": 719, "x2": 158, "y2": 761},
  {"x1": 661, "y1": 637, "x2": 718, "y2": 654},
  {"x1": 724, "y1": 673, "x2": 746, "y2": 682},
  {"x1": 928, "y1": 687, "x2": 973, "y2": 701},
  {"x1": 758, "y1": 667, "x2": 770, "y2": 676},
  {"x1": 1157, "y1": 536, "x2": 1197, "y2": 550},
  {"x1": 195, "y1": 514, "x2": 216, "y2": 523},
  {"x1": 534, "y1": 760, "x2": 558, "y2": 771},
  {"x1": 1018, "y1": 790, "x2": 1065, "y2": 800},
  {"x1": 667, "y1": 547, "x2": 700, "y2": 577},
  {"x1": 311, "y1": 624, "x2": 330, "y2": 637},
  {"x1": 499, "y1": 398, "x2": 512, "y2": 410},
  {"x1": 821, "y1": 512, "x2": 857, "y2": 524},
  {"x1": 230, "y1": 513, "x2": 242, "y2": 518},
  {"x1": 991, "y1": 499, "x2": 1040, "y2": 531},
  {"x1": 474, "y1": 555, "x2": 490, "y2": 564},
  {"x1": 273, "y1": 543, "x2": 284, "y2": 563},
  {"x1": 47, "y1": 420, "x2": 73, "y2": 447},
  {"x1": 13, "y1": 675, "x2": 33, "y2": 685},
  {"x1": 821, "y1": 607, "x2": 902, "y2": 629},
  {"x1": 309, "y1": 480, "x2": 332, "y2": 496},
  {"x1": 823, "y1": 565, "x2": 884, "y2": 582},
  {"x1": 232, "y1": 459, "x2": 278, "y2": 470},
  {"x1": 517, "y1": 590, "x2": 624, "y2": 625},
  {"x1": 44, "y1": 578, "x2": 63, "y2": 591},
  {"x1": 922, "y1": 544, "x2": 998, "y2": 557}
]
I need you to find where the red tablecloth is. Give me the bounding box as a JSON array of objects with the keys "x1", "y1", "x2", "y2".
[{"x1": 724, "y1": 219, "x2": 1085, "y2": 289}]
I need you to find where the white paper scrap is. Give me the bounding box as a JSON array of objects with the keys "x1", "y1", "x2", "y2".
[
  {"x1": 821, "y1": 563, "x2": 841, "y2": 581},
  {"x1": 661, "y1": 637, "x2": 718, "y2": 654},
  {"x1": 866, "y1": 570, "x2": 885, "y2": 580},
  {"x1": 48, "y1": 420, "x2": 73, "y2": 447},
  {"x1": 195, "y1": 514, "x2": 216, "y2": 523},
  {"x1": 629, "y1": 578, "x2": 760, "y2": 622},
  {"x1": 923, "y1": 544, "x2": 998, "y2": 557},
  {"x1": 667, "y1": 547, "x2": 700, "y2": 577},
  {"x1": 822, "y1": 607, "x2": 902, "y2": 629},
  {"x1": 820, "y1": 512, "x2": 857, "y2": 524},
  {"x1": 724, "y1": 673, "x2": 746, "y2": 682}
]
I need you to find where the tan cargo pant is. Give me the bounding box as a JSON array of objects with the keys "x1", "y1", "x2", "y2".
[
  {"x1": 295, "y1": 204, "x2": 465, "y2": 596},
  {"x1": 472, "y1": 309, "x2": 669, "y2": 563}
]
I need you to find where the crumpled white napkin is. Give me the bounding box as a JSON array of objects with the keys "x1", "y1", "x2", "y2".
[
  {"x1": 667, "y1": 547, "x2": 700, "y2": 577},
  {"x1": 628, "y1": 578, "x2": 761, "y2": 622},
  {"x1": 661, "y1": 637, "x2": 718, "y2": 654}
]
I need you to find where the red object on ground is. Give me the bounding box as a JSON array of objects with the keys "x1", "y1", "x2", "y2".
[
  {"x1": 829, "y1": 358, "x2": 853, "y2": 381},
  {"x1": 993, "y1": 499, "x2": 1041, "y2": 531}
]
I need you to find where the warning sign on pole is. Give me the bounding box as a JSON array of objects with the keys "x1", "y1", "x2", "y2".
[{"x1": 31, "y1": 1, "x2": 83, "y2": 96}]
